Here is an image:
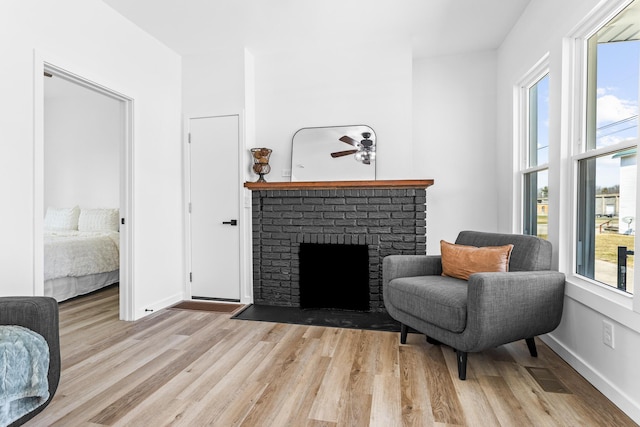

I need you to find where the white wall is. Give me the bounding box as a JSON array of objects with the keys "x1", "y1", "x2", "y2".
[
  {"x1": 183, "y1": 41, "x2": 414, "y2": 180},
  {"x1": 182, "y1": 47, "x2": 246, "y2": 116},
  {"x1": 183, "y1": 42, "x2": 500, "y2": 259},
  {"x1": 497, "y1": 0, "x2": 640, "y2": 422},
  {"x1": 182, "y1": 47, "x2": 254, "y2": 303},
  {"x1": 413, "y1": 51, "x2": 499, "y2": 253},
  {"x1": 0, "y1": 0, "x2": 183, "y2": 319},
  {"x1": 44, "y1": 83, "x2": 120, "y2": 210},
  {"x1": 182, "y1": 47, "x2": 252, "y2": 188},
  {"x1": 254, "y1": 40, "x2": 414, "y2": 181}
]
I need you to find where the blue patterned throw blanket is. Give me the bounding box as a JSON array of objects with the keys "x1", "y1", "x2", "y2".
[{"x1": 0, "y1": 326, "x2": 50, "y2": 427}]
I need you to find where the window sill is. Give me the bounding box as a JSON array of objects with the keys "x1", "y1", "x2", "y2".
[{"x1": 564, "y1": 275, "x2": 640, "y2": 333}]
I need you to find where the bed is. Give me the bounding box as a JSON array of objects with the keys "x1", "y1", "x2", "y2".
[{"x1": 43, "y1": 206, "x2": 120, "y2": 302}]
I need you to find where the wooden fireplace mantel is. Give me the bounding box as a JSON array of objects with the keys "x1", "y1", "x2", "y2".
[{"x1": 243, "y1": 179, "x2": 434, "y2": 190}]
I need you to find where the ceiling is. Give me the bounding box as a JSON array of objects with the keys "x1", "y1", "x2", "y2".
[{"x1": 101, "y1": 0, "x2": 532, "y2": 58}]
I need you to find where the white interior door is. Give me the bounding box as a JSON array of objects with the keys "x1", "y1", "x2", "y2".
[{"x1": 189, "y1": 115, "x2": 240, "y2": 300}]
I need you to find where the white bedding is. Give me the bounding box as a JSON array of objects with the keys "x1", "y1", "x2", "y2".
[
  {"x1": 44, "y1": 230, "x2": 120, "y2": 281},
  {"x1": 45, "y1": 271, "x2": 119, "y2": 302}
]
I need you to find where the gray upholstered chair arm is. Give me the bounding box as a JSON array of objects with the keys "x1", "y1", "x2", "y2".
[
  {"x1": 463, "y1": 271, "x2": 566, "y2": 351},
  {"x1": 0, "y1": 296, "x2": 59, "y2": 338},
  {"x1": 382, "y1": 255, "x2": 442, "y2": 286}
]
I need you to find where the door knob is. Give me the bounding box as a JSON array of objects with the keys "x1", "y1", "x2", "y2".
[{"x1": 222, "y1": 219, "x2": 238, "y2": 226}]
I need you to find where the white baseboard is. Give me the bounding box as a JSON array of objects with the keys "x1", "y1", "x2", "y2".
[
  {"x1": 134, "y1": 292, "x2": 184, "y2": 320},
  {"x1": 541, "y1": 334, "x2": 640, "y2": 424}
]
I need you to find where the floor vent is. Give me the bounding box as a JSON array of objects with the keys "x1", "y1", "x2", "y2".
[{"x1": 526, "y1": 367, "x2": 572, "y2": 394}]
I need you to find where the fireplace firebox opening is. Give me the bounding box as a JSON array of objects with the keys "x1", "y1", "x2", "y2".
[{"x1": 299, "y1": 243, "x2": 369, "y2": 311}]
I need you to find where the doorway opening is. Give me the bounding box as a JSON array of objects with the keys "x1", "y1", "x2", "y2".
[{"x1": 41, "y1": 63, "x2": 133, "y2": 320}]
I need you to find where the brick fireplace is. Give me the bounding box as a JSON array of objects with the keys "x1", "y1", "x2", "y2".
[{"x1": 245, "y1": 180, "x2": 434, "y2": 312}]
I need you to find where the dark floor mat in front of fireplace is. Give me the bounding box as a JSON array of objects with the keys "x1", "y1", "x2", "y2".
[{"x1": 231, "y1": 304, "x2": 401, "y2": 332}]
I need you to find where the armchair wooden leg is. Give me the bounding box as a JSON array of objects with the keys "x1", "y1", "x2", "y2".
[
  {"x1": 525, "y1": 337, "x2": 538, "y2": 357},
  {"x1": 456, "y1": 350, "x2": 467, "y2": 380},
  {"x1": 400, "y1": 323, "x2": 408, "y2": 344}
]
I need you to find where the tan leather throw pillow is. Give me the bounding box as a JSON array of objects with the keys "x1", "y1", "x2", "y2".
[{"x1": 440, "y1": 240, "x2": 514, "y2": 281}]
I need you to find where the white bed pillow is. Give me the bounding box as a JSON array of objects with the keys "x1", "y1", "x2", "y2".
[
  {"x1": 78, "y1": 208, "x2": 119, "y2": 232},
  {"x1": 44, "y1": 206, "x2": 80, "y2": 230}
]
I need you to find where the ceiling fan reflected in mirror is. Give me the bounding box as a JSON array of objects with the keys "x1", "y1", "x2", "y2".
[{"x1": 330, "y1": 132, "x2": 376, "y2": 164}]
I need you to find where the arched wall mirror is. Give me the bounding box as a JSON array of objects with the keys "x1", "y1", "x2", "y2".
[{"x1": 291, "y1": 125, "x2": 376, "y2": 182}]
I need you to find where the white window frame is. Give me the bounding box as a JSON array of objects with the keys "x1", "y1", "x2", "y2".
[
  {"x1": 563, "y1": 0, "x2": 640, "y2": 317},
  {"x1": 515, "y1": 54, "x2": 550, "y2": 237}
]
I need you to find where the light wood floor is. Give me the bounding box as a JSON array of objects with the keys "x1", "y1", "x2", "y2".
[{"x1": 26, "y1": 286, "x2": 637, "y2": 427}]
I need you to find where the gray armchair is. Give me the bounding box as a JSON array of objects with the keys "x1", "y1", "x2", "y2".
[
  {"x1": 0, "y1": 297, "x2": 60, "y2": 426},
  {"x1": 383, "y1": 231, "x2": 565, "y2": 380}
]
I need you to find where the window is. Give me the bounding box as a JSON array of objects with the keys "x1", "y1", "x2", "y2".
[
  {"x1": 575, "y1": 0, "x2": 639, "y2": 295},
  {"x1": 520, "y1": 66, "x2": 550, "y2": 239}
]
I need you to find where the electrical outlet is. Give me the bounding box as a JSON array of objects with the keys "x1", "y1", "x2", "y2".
[
  {"x1": 282, "y1": 169, "x2": 292, "y2": 177},
  {"x1": 603, "y1": 320, "x2": 614, "y2": 349}
]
